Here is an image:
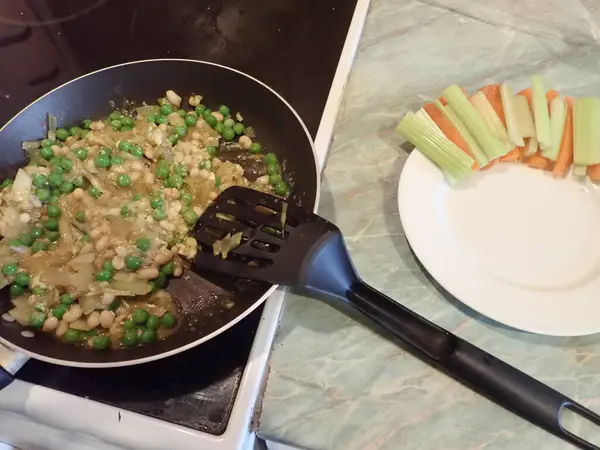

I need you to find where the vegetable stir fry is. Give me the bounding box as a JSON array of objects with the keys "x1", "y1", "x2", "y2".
[{"x1": 0, "y1": 90, "x2": 288, "y2": 350}]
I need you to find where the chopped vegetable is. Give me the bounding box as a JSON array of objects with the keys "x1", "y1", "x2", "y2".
[
  {"x1": 543, "y1": 96, "x2": 567, "y2": 161},
  {"x1": 500, "y1": 84, "x2": 524, "y2": 147},
  {"x1": 531, "y1": 76, "x2": 552, "y2": 150},
  {"x1": 470, "y1": 91, "x2": 512, "y2": 151},
  {"x1": 574, "y1": 97, "x2": 600, "y2": 167},
  {"x1": 553, "y1": 97, "x2": 575, "y2": 177}
]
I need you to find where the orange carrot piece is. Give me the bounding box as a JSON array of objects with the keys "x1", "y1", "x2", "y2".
[
  {"x1": 482, "y1": 159, "x2": 498, "y2": 170},
  {"x1": 500, "y1": 147, "x2": 522, "y2": 162},
  {"x1": 553, "y1": 97, "x2": 574, "y2": 177},
  {"x1": 479, "y1": 84, "x2": 506, "y2": 125},
  {"x1": 527, "y1": 153, "x2": 550, "y2": 170},
  {"x1": 546, "y1": 89, "x2": 560, "y2": 103},
  {"x1": 422, "y1": 103, "x2": 479, "y2": 170}
]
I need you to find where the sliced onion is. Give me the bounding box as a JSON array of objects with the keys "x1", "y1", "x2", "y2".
[
  {"x1": 111, "y1": 279, "x2": 152, "y2": 295},
  {"x1": 69, "y1": 318, "x2": 93, "y2": 331}
]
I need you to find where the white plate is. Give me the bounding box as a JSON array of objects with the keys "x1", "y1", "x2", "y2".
[{"x1": 398, "y1": 150, "x2": 600, "y2": 336}]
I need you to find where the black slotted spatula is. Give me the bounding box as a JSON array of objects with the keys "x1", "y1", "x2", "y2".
[{"x1": 193, "y1": 186, "x2": 600, "y2": 450}]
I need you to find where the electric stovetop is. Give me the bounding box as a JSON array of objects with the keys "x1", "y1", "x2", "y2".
[{"x1": 0, "y1": 0, "x2": 357, "y2": 436}]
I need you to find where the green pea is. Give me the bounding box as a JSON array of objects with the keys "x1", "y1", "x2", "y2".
[
  {"x1": 222, "y1": 127, "x2": 235, "y2": 141},
  {"x1": 31, "y1": 286, "x2": 45, "y2": 295},
  {"x1": 174, "y1": 164, "x2": 188, "y2": 177},
  {"x1": 102, "y1": 260, "x2": 114, "y2": 273},
  {"x1": 199, "y1": 160, "x2": 211, "y2": 169},
  {"x1": 47, "y1": 205, "x2": 61, "y2": 218},
  {"x1": 99, "y1": 146, "x2": 112, "y2": 157},
  {"x1": 136, "y1": 237, "x2": 151, "y2": 252},
  {"x1": 52, "y1": 304, "x2": 68, "y2": 320},
  {"x1": 41, "y1": 138, "x2": 55, "y2": 147},
  {"x1": 60, "y1": 181, "x2": 74, "y2": 194},
  {"x1": 80, "y1": 234, "x2": 91, "y2": 243},
  {"x1": 95, "y1": 270, "x2": 113, "y2": 282},
  {"x1": 64, "y1": 329, "x2": 81, "y2": 343},
  {"x1": 29, "y1": 311, "x2": 46, "y2": 328},
  {"x1": 215, "y1": 175, "x2": 222, "y2": 188},
  {"x1": 60, "y1": 158, "x2": 73, "y2": 172},
  {"x1": 121, "y1": 205, "x2": 131, "y2": 217},
  {"x1": 139, "y1": 328, "x2": 156, "y2": 344},
  {"x1": 31, "y1": 241, "x2": 47, "y2": 254},
  {"x1": 205, "y1": 114, "x2": 217, "y2": 127},
  {"x1": 123, "y1": 319, "x2": 135, "y2": 330},
  {"x1": 123, "y1": 329, "x2": 138, "y2": 347},
  {"x1": 93, "y1": 335, "x2": 110, "y2": 350},
  {"x1": 152, "y1": 208, "x2": 167, "y2": 221},
  {"x1": 49, "y1": 194, "x2": 60, "y2": 205},
  {"x1": 178, "y1": 110, "x2": 188, "y2": 118},
  {"x1": 75, "y1": 211, "x2": 85, "y2": 222},
  {"x1": 202, "y1": 108, "x2": 213, "y2": 119},
  {"x1": 15, "y1": 272, "x2": 30, "y2": 287},
  {"x1": 72, "y1": 176, "x2": 84, "y2": 188},
  {"x1": 126, "y1": 255, "x2": 143, "y2": 271},
  {"x1": 269, "y1": 173, "x2": 282, "y2": 185},
  {"x1": 147, "y1": 114, "x2": 156, "y2": 123},
  {"x1": 30, "y1": 226, "x2": 45, "y2": 240},
  {"x1": 2, "y1": 263, "x2": 17, "y2": 276},
  {"x1": 167, "y1": 134, "x2": 179, "y2": 146},
  {"x1": 267, "y1": 163, "x2": 280, "y2": 176},
  {"x1": 55, "y1": 128, "x2": 70, "y2": 141},
  {"x1": 185, "y1": 114, "x2": 197, "y2": 127},
  {"x1": 181, "y1": 191, "x2": 193, "y2": 206},
  {"x1": 274, "y1": 181, "x2": 289, "y2": 196},
  {"x1": 48, "y1": 172, "x2": 63, "y2": 187},
  {"x1": 206, "y1": 145, "x2": 217, "y2": 156},
  {"x1": 219, "y1": 105, "x2": 230, "y2": 116},
  {"x1": 133, "y1": 193, "x2": 143, "y2": 201},
  {"x1": 160, "y1": 312, "x2": 176, "y2": 328},
  {"x1": 222, "y1": 118, "x2": 234, "y2": 128},
  {"x1": 47, "y1": 231, "x2": 61, "y2": 242},
  {"x1": 214, "y1": 122, "x2": 224, "y2": 134},
  {"x1": 0, "y1": 179, "x2": 13, "y2": 189},
  {"x1": 156, "y1": 164, "x2": 170, "y2": 180},
  {"x1": 195, "y1": 104, "x2": 206, "y2": 115},
  {"x1": 117, "y1": 174, "x2": 132, "y2": 188},
  {"x1": 60, "y1": 293, "x2": 74, "y2": 305},
  {"x1": 118, "y1": 141, "x2": 132, "y2": 152},
  {"x1": 233, "y1": 122, "x2": 245, "y2": 135},
  {"x1": 154, "y1": 273, "x2": 168, "y2": 289},
  {"x1": 81, "y1": 119, "x2": 93, "y2": 129},
  {"x1": 167, "y1": 174, "x2": 183, "y2": 189},
  {"x1": 10, "y1": 284, "x2": 25, "y2": 298},
  {"x1": 130, "y1": 145, "x2": 143, "y2": 158},
  {"x1": 88, "y1": 187, "x2": 102, "y2": 199},
  {"x1": 32, "y1": 173, "x2": 48, "y2": 187},
  {"x1": 121, "y1": 116, "x2": 134, "y2": 127},
  {"x1": 146, "y1": 315, "x2": 160, "y2": 330},
  {"x1": 94, "y1": 153, "x2": 111, "y2": 168},
  {"x1": 249, "y1": 142, "x2": 262, "y2": 154},
  {"x1": 69, "y1": 126, "x2": 82, "y2": 138},
  {"x1": 18, "y1": 233, "x2": 32, "y2": 246},
  {"x1": 132, "y1": 308, "x2": 149, "y2": 325},
  {"x1": 150, "y1": 196, "x2": 164, "y2": 209},
  {"x1": 43, "y1": 217, "x2": 58, "y2": 231},
  {"x1": 155, "y1": 115, "x2": 168, "y2": 125},
  {"x1": 175, "y1": 126, "x2": 187, "y2": 137},
  {"x1": 161, "y1": 262, "x2": 175, "y2": 276},
  {"x1": 109, "y1": 119, "x2": 122, "y2": 129},
  {"x1": 181, "y1": 209, "x2": 198, "y2": 226},
  {"x1": 74, "y1": 147, "x2": 88, "y2": 160},
  {"x1": 159, "y1": 104, "x2": 173, "y2": 115},
  {"x1": 109, "y1": 111, "x2": 123, "y2": 121},
  {"x1": 50, "y1": 158, "x2": 62, "y2": 169}
]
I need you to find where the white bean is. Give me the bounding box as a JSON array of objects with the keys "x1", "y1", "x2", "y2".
[
  {"x1": 257, "y1": 175, "x2": 270, "y2": 185},
  {"x1": 211, "y1": 111, "x2": 223, "y2": 122},
  {"x1": 189, "y1": 167, "x2": 200, "y2": 178},
  {"x1": 99, "y1": 310, "x2": 115, "y2": 329},
  {"x1": 208, "y1": 191, "x2": 218, "y2": 200},
  {"x1": 239, "y1": 135, "x2": 252, "y2": 149},
  {"x1": 19, "y1": 213, "x2": 31, "y2": 224},
  {"x1": 193, "y1": 206, "x2": 204, "y2": 216},
  {"x1": 188, "y1": 94, "x2": 202, "y2": 107},
  {"x1": 131, "y1": 161, "x2": 144, "y2": 171},
  {"x1": 90, "y1": 227, "x2": 104, "y2": 239},
  {"x1": 137, "y1": 267, "x2": 159, "y2": 280},
  {"x1": 131, "y1": 172, "x2": 142, "y2": 182},
  {"x1": 55, "y1": 320, "x2": 69, "y2": 337},
  {"x1": 95, "y1": 235, "x2": 110, "y2": 252},
  {"x1": 63, "y1": 304, "x2": 83, "y2": 323},
  {"x1": 174, "y1": 265, "x2": 183, "y2": 277},
  {"x1": 154, "y1": 248, "x2": 173, "y2": 265},
  {"x1": 102, "y1": 292, "x2": 116, "y2": 305},
  {"x1": 112, "y1": 255, "x2": 125, "y2": 270},
  {"x1": 166, "y1": 90, "x2": 182, "y2": 107},
  {"x1": 43, "y1": 316, "x2": 59, "y2": 332},
  {"x1": 86, "y1": 311, "x2": 100, "y2": 328},
  {"x1": 72, "y1": 187, "x2": 84, "y2": 199}
]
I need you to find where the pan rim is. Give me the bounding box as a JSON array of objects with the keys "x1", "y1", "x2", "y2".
[{"x1": 0, "y1": 58, "x2": 321, "y2": 368}]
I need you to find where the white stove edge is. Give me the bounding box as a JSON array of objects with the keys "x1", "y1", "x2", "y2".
[{"x1": 0, "y1": 1, "x2": 371, "y2": 448}]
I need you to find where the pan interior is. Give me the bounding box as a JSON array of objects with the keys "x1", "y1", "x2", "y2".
[{"x1": 0, "y1": 60, "x2": 317, "y2": 365}]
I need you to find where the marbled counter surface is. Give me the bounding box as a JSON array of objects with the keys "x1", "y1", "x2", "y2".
[{"x1": 257, "y1": 1, "x2": 600, "y2": 449}]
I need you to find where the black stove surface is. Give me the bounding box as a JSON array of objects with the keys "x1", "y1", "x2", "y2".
[{"x1": 2, "y1": 0, "x2": 357, "y2": 436}]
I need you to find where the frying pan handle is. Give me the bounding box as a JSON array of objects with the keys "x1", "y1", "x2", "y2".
[
  {"x1": 346, "y1": 281, "x2": 600, "y2": 450},
  {"x1": 0, "y1": 365, "x2": 13, "y2": 390}
]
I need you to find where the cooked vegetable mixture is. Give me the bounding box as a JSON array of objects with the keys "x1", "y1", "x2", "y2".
[{"x1": 0, "y1": 90, "x2": 287, "y2": 350}]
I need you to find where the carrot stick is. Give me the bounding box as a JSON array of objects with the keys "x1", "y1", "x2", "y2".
[
  {"x1": 553, "y1": 96, "x2": 574, "y2": 177},
  {"x1": 482, "y1": 159, "x2": 498, "y2": 170},
  {"x1": 422, "y1": 103, "x2": 479, "y2": 170},
  {"x1": 500, "y1": 147, "x2": 522, "y2": 162},
  {"x1": 479, "y1": 84, "x2": 506, "y2": 125},
  {"x1": 527, "y1": 154, "x2": 550, "y2": 170}
]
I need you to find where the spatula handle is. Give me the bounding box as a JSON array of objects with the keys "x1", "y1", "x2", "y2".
[{"x1": 346, "y1": 281, "x2": 600, "y2": 450}]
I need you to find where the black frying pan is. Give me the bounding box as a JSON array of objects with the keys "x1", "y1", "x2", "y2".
[{"x1": 0, "y1": 59, "x2": 319, "y2": 367}]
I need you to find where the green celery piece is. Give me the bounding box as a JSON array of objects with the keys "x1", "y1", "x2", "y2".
[
  {"x1": 531, "y1": 76, "x2": 551, "y2": 150},
  {"x1": 574, "y1": 98, "x2": 600, "y2": 166},
  {"x1": 436, "y1": 100, "x2": 489, "y2": 167},
  {"x1": 396, "y1": 111, "x2": 474, "y2": 185},
  {"x1": 573, "y1": 165, "x2": 588, "y2": 177},
  {"x1": 443, "y1": 85, "x2": 507, "y2": 160},
  {"x1": 542, "y1": 96, "x2": 566, "y2": 161},
  {"x1": 500, "y1": 84, "x2": 525, "y2": 146}
]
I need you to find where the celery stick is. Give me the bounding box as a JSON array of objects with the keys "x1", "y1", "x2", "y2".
[
  {"x1": 513, "y1": 95, "x2": 536, "y2": 138},
  {"x1": 396, "y1": 111, "x2": 474, "y2": 185},
  {"x1": 531, "y1": 76, "x2": 551, "y2": 150},
  {"x1": 500, "y1": 84, "x2": 524, "y2": 147},
  {"x1": 443, "y1": 85, "x2": 507, "y2": 160},
  {"x1": 574, "y1": 98, "x2": 600, "y2": 166},
  {"x1": 542, "y1": 96, "x2": 566, "y2": 161},
  {"x1": 470, "y1": 92, "x2": 512, "y2": 151},
  {"x1": 524, "y1": 135, "x2": 538, "y2": 157},
  {"x1": 573, "y1": 165, "x2": 587, "y2": 177},
  {"x1": 415, "y1": 108, "x2": 443, "y2": 136},
  {"x1": 436, "y1": 100, "x2": 489, "y2": 167}
]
